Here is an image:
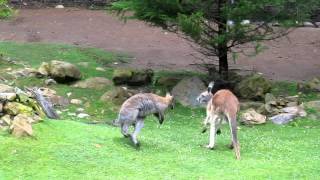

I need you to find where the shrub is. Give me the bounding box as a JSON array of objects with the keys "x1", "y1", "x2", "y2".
[{"x1": 0, "y1": 0, "x2": 13, "y2": 19}]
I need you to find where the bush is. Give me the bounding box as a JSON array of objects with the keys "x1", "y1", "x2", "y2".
[{"x1": 0, "y1": 0, "x2": 13, "y2": 19}]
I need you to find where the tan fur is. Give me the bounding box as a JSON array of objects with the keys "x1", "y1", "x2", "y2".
[{"x1": 200, "y1": 89, "x2": 241, "y2": 160}]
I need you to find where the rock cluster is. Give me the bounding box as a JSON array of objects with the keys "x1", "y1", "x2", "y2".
[
  {"x1": 0, "y1": 84, "x2": 48, "y2": 137},
  {"x1": 240, "y1": 92, "x2": 307, "y2": 125}
]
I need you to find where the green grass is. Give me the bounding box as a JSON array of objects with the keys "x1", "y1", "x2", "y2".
[{"x1": 0, "y1": 41, "x2": 320, "y2": 179}]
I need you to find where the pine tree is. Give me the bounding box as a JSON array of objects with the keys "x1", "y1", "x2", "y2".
[{"x1": 112, "y1": 0, "x2": 320, "y2": 79}]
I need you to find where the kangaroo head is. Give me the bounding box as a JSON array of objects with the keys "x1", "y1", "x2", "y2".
[
  {"x1": 196, "y1": 81, "x2": 214, "y2": 104},
  {"x1": 165, "y1": 92, "x2": 175, "y2": 109}
]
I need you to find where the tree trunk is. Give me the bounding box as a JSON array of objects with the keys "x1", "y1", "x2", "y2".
[
  {"x1": 217, "y1": 0, "x2": 229, "y2": 80},
  {"x1": 218, "y1": 44, "x2": 228, "y2": 79}
]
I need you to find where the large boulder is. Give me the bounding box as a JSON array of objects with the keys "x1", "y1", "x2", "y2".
[
  {"x1": 72, "y1": 77, "x2": 112, "y2": 90},
  {"x1": 0, "y1": 84, "x2": 14, "y2": 93},
  {"x1": 235, "y1": 74, "x2": 272, "y2": 100},
  {"x1": 155, "y1": 76, "x2": 182, "y2": 88},
  {"x1": 298, "y1": 77, "x2": 320, "y2": 92},
  {"x1": 100, "y1": 87, "x2": 138, "y2": 105},
  {"x1": 240, "y1": 108, "x2": 267, "y2": 125},
  {"x1": 171, "y1": 77, "x2": 206, "y2": 107},
  {"x1": 112, "y1": 68, "x2": 154, "y2": 86},
  {"x1": 38, "y1": 62, "x2": 50, "y2": 76},
  {"x1": 40, "y1": 61, "x2": 82, "y2": 83}
]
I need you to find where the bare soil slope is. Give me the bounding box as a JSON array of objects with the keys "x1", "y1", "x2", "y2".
[{"x1": 0, "y1": 8, "x2": 319, "y2": 81}]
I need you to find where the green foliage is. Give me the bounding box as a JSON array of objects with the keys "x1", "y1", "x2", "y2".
[
  {"x1": 178, "y1": 12, "x2": 203, "y2": 41},
  {"x1": 0, "y1": 0, "x2": 13, "y2": 19},
  {"x1": 111, "y1": 0, "x2": 183, "y2": 27}
]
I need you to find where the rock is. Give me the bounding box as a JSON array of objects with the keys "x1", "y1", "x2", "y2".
[
  {"x1": 0, "y1": 115, "x2": 12, "y2": 126},
  {"x1": 265, "y1": 103, "x2": 278, "y2": 114},
  {"x1": 44, "y1": 79, "x2": 57, "y2": 86},
  {"x1": 235, "y1": 74, "x2": 272, "y2": 100},
  {"x1": 282, "y1": 106, "x2": 307, "y2": 117},
  {"x1": 112, "y1": 69, "x2": 132, "y2": 85},
  {"x1": 44, "y1": 95, "x2": 69, "y2": 107},
  {"x1": 38, "y1": 62, "x2": 50, "y2": 76},
  {"x1": 10, "y1": 115, "x2": 33, "y2": 137},
  {"x1": 70, "y1": 99, "x2": 82, "y2": 105},
  {"x1": 286, "y1": 102, "x2": 298, "y2": 107},
  {"x1": 303, "y1": 22, "x2": 315, "y2": 27},
  {"x1": 277, "y1": 97, "x2": 286, "y2": 106},
  {"x1": 112, "y1": 68, "x2": 154, "y2": 86},
  {"x1": 55, "y1": 4, "x2": 64, "y2": 8},
  {"x1": 265, "y1": 93, "x2": 277, "y2": 105},
  {"x1": 240, "y1": 108, "x2": 266, "y2": 125},
  {"x1": 77, "y1": 113, "x2": 90, "y2": 118},
  {"x1": 155, "y1": 76, "x2": 182, "y2": 88},
  {"x1": 76, "y1": 108, "x2": 85, "y2": 113},
  {"x1": 67, "y1": 112, "x2": 77, "y2": 116},
  {"x1": 38, "y1": 87, "x2": 57, "y2": 97},
  {"x1": 270, "y1": 113, "x2": 297, "y2": 125},
  {"x1": 77, "y1": 62, "x2": 89, "y2": 67},
  {"x1": 100, "y1": 87, "x2": 137, "y2": 105},
  {"x1": 96, "y1": 67, "x2": 106, "y2": 72},
  {"x1": 0, "y1": 84, "x2": 14, "y2": 93},
  {"x1": 171, "y1": 77, "x2": 206, "y2": 107},
  {"x1": 66, "y1": 92, "x2": 72, "y2": 97},
  {"x1": 127, "y1": 69, "x2": 153, "y2": 86},
  {"x1": 10, "y1": 68, "x2": 42, "y2": 78},
  {"x1": 0, "y1": 93, "x2": 17, "y2": 101},
  {"x1": 305, "y1": 101, "x2": 320, "y2": 111},
  {"x1": 72, "y1": 77, "x2": 112, "y2": 90},
  {"x1": 0, "y1": 103, "x2": 3, "y2": 113},
  {"x1": 240, "y1": 101, "x2": 265, "y2": 110},
  {"x1": 4, "y1": 102, "x2": 34, "y2": 116},
  {"x1": 48, "y1": 60, "x2": 82, "y2": 83},
  {"x1": 284, "y1": 95, "x2": 299, "y2": 103},
  {"x1": 298, "y1": 77, "x2": 320, "y2": 92}
]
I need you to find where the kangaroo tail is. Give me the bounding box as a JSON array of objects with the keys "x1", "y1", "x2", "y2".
[
  {"x1": 85, "y1": 119, "x2": 120, "y2": 127},
  {"x1": 229, "y1": 114, "x2": 240, "y2": 160}
]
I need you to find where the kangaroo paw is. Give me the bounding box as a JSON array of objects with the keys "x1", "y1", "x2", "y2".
[
  {"x1": 228, "y1": 143, "x2": 234, "y2": 149},
  {"x1": 203, "y1": 144, "x2": 215, "y2": 150}
]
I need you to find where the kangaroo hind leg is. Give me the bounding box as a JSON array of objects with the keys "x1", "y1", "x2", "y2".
[
  {"x1": 130, "y1": 119, "x2": 144, "y2": 147},
  {"x1": 206, "y1": 114, "x2": 219, "y2": 150},
  {"x1": 227, "y1": 114, "x2": 241, "y2": 160}
]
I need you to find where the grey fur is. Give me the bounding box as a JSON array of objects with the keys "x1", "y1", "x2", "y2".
[{"x1": 115, "y1": 93, "x2": 174, "y2": 147}]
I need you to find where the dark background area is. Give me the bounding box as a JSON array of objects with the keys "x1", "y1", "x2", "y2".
[{"x1": 8, "y1": 0, "x2": 116, "y2": 7}]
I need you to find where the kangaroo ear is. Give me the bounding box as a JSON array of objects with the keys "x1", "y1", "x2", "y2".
[{"x1": 207, "y1": 81, "x2": 214, "y2": 93}]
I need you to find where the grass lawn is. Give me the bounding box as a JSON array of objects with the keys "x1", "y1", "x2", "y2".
[{"x1": 0, "y1": 41, "x2": 319, "y2": 179}]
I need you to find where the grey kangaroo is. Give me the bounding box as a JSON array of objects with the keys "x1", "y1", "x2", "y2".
[{"x1": 114, "y1": 93, "x2": 174, "y2": 147}]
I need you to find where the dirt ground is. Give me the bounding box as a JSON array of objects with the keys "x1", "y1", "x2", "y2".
[{"x1": 0, "y1": 8, "x2": 319, "y2": 81}]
